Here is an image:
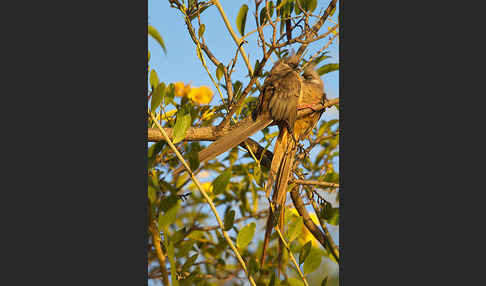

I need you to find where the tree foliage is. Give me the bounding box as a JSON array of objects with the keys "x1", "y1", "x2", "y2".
[{"x1": 148, "y1": 1, "x2": 339, "y2": 285}]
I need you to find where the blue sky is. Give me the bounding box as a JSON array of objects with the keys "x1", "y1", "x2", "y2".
[
  {"x1": 149, "y1": 0, "x2": 339, "y2": 112},
  {"x1": 148, "y1": 1, "x2": 339, "y2": 284}
]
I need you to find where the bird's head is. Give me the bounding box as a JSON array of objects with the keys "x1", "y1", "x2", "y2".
[{"x1": 302, "y1": 63, "x2": 324, "y2": 87}]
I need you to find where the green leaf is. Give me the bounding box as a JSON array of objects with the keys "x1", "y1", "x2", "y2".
[
  {"x1": 311, "y1": 52, "x2": 331, "y2": 65},
  {"x1": 159, "y1": 195, "x2": 178, "y2": 212},
  {"x1": 248, "y1": 256, "x2": 259, "y2": 276},
  {"x1": 148, "y1": 25, "x2": 167, "y2": 53},
  {"x1": 321, "y1": 277, "x2": 329, "y2": 286},
  {"x1": 148, "y1": 142, "x2": 165, "y2": 168},
  {"x1": 212, "y1": 168, "x2": 232, "y2": 195},
  {"x1": 165, "y1": 83, "x2": 175, "y2": 105},
  {"x1": 178, "y1": 239, "x2": 196, "y2": 257},
  {"x1": 181, "y1": 253, "x2": 198, "y2": 272},
  {"x1": 278, "y1": 0, "x2": 294, "y2": 17},
  {"x1": 172, "y1": 107, "x2": 191, "y2": 144},
  {"x1": 269, "y1": 271, "x2": 276, "y2": 286},
  {"x1": 158, "y1": 203, "x2": 180, "y2": 230},
  {"x1": 233, "y1": 80, "x2": 243, "y2": 99},
  {"x1": 223, "y1": 209, "x2": 235, "y2": 231},
  {"x1": 148, "y1": 184, "x2": 156, "y2": 204},
  {"x1": 167, "y1": 241, "x2": 180, "y2": 286},
  {"x1": 198, "y1": 24, "x2": 205, "y2": 38},
  {"x1": 259, "y1": 2, "x2": 275, "y2": 26},
  {"x1": 148, "y1": 142, "x2": 164, "y2": 159},
  {"x1": 287, "y1": 277, "x2": 305, "y2": 286},
  {"x1": 276, "y1": 0, "x2": 289, "y2": 10},
  {"x1": 322, "y1": 202, "x2": 339, "y2": 226},
  {"x1": 295, "y1": 0, "x2": 317, "y2": 14},
  {"x1": 236, "y1": 222, "x2": 256, "y2": 249},
  {"x1": 149, "y1": 69, "x2": 159, "y2": 89},
  {"x1": 187, "y1": 142, "x2": 201, "y2": 171},
  {"x1": 188, "y1": 0, "x2": 196, "y2": 9},
  {"x1": 299, "y1": 241, "x2": 312, "y2": 265},
  {"x1": 216, "y1": 63, "x2": 224, "y2": 82},
  {"x1": 171, "y1": 227, "x2": 186, "y2": 245},
  {"x1": 189, "y1": 4, "x2": 211, "y2": 21},
  {"x1": 303, "y1": 247, "x2": 323, "y2": 274},
  {"x1": 151, "y1": 83, "x2": 165, "y2": 112},
  {"x1": 317, "y1": 63, "x2": 339, "y2": 76},
  {"x1": 236, "y1": 4, "x2": 249, "y2": 36},
  {"x1": 287, "y1": 216, "x2": 304, "y2": 242}
]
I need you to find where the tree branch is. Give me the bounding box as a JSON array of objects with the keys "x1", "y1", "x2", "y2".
[
  {"x1": 148, "y1": 111, "x2": 257, "y2": 286},
  {"x1": 290, "y1": 179, "x2": 339, "y2": 189},
  {"x1": 148, "y1": 99, "x2": 338, "y2": 142},
  {"x1": 290, "y1": 186, "x2": 328, "y2": 252}
]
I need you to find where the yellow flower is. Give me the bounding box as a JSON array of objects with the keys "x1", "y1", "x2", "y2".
[
  {"x1": 201, "y1": 182, "x2": 213, "y2": 193},
  {"x1": 188, "y1": 181, "x2": 213, "y2": 193},
  {"x1": 155, "y1": 109, "x2": 177, "y2": 121},
  {"x1": 187, "y1": 86, "x2": 213, "y2": 105},
  {"x1": 174, "y1": 82, "x2": 191, "y2": 97}
]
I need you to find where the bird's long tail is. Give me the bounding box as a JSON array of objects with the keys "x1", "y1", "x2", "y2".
[
  {"x1": 260, "y1": 128, "x2": 297, "y2": 268},
  {"x1": 172, "y1": 116, "x2": 273, "y2": 175}
]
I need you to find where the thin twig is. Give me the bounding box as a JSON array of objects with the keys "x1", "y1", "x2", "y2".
[
  {"x1": 148, "y1": 110, "x2": 257, "y2": 286},
  {"x1": 302, "y1": 185, "x2": 340, "y2": 262},
  {"x1": 149, "y1": 222, "x2": 169, "y2": 286},
  {"x1": 274, "y1": 227, "x2": 309, "y2": 286},
  {"x1": 212, "y1": 0, "x2": 256, "y2": 81}
]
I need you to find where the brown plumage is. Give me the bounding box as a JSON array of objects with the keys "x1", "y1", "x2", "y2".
[
  {"x1": 260, "y1": 63, "x2": 326, "y2": 268},
  {"x1": 172, "y1": 55, "x2": 301, "y2": 174},
  {"x1": 172, "y1": 58, "x2": 326, "y2": 271}
]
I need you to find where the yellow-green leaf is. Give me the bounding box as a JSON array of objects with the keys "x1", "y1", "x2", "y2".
[
  {"x1": 236, "y1": 4, "x2": 249, "y2": 36},
  {"x1": 276, "y1": 0, "x2": 290, "y2": 10},
  {"x1": 322, "y1": 202, "x2": 339, "y2": 226},
  {"x1": 249, "y1": 256, "x2": 259, "y2": 276},
  {"x1": 303, "y1": 247, "x2": 323, "y2": 274},
  {"x1": 158, "y1": 203, "x2": 180, "y2": 230},
  {"x1": 296, "y1": 0, "x2": 317, "y2": 14},
  {"x1": 259, "y1": 2, "x2": 275, "y2": 26},
  {"x1": 223, "y1": 209, "x2": 235, "y2": 231},
  {"x1": 198, "y1": 24, "x2": 205, "y2": 38},
  {"x1": 181, "y1": 253, "x2": 198, "y2": 272},
  {"x1": 299, "y1": 241, "x2": 312, "y2": 265},
  {"x1": 216, "y1": 63, "x2": 224, "y2": 82},
  {"x1": 151, "y1": 83, "x2": 165, "y2": 112},
  {"x1": 167, "y1": 241, "x2": 179, "y2": 286},
  {"x1": 148, "y1": 185, "x2": 156, "y2": 204},
  {"x1": 287, "y1": 277, "x2": 305, "y2": 286},
  {"x1": 287, "y1": 216, "x2": 304, "y2": 242},
  {"x1": 148, "y1": 25, "x2": 167, "y2": 53},
  {"x1": 212, "y1": 168, "x2": 232, "y2": 195},
  {"x1": 149, "y1": 69, "x2": 159, "y2": 90},
  {"x1": 236, "y1": 222, "x2": 255, "y2": 249},
  {"x1": 317, "y1": 63, "x2": 339, "y2": 76},
  {"x1": 172, "y1": 108, "x2": 191, "y2": 144},
  {"x1": 187, "y1": 142, "x2": 201, "y2": 171}
]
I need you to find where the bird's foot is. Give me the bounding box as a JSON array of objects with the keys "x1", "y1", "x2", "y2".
[{"x1": 297, "y1": 103, "x2": 322, "y2": 111}]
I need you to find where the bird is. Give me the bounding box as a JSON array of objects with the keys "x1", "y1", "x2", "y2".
[
  {"x1": 171, "y1": 58, "x2": 326, "y2": 269},
  {"x1": 259, "y1": 63, "x2": 326, "y2": 267},
  {"x1": 172, "y1": 55, "x2": 302, "y2": 175}
]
